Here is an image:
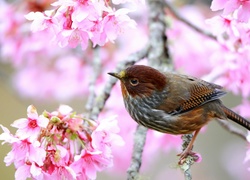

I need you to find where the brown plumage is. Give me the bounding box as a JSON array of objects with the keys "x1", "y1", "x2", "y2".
[{"x1": 108, "y1": 65, "x2": 250, "y2": 163}]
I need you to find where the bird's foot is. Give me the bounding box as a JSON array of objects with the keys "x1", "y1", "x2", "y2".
[{"x1": 177, "y1": 149, "x2": 199, "y2": 165}]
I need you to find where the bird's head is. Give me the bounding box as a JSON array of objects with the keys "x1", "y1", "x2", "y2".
[{"x1": 108, "y1": 65, "x2": 167, "y2": 98}]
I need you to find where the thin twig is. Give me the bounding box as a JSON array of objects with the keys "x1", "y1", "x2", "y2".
[
  {"x1": 127, "y1": 125, "x2": 148, "y2": 180},
  {"x1": 89, "y1": 44, "x2": 150, "y2": 120},
  {"x1": 216, "y1": 119, "x2": 247, "y2": 140},
  {"x1": 164, "y1": 1, "x2": 217, "y2": 41}
]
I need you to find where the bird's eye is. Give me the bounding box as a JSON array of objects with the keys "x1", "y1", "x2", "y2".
[{"x1": 130, "y1": 78, "x2": 139, "y2": 86}]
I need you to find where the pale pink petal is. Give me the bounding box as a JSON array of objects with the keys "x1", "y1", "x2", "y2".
[
  {"x1": 237, "y1": 3, "x2": 250, "y2": 22},
  {"x1": 29, "y1": 143, "x2": 46, "y2": 166},
  {"x1": 58, "y1": 104, "x2": 73, "y2": 115},
  {"x1": 24, "y1": 12, "x2": 51, "y2": 32},
  {"x1": 30, "y1": 163, "x2": 42, "y2": 177},
  {"x1": 15, "y1": 164, "x2": 31, "y2": 180},
  {"x1": 11, "y1": 118, "x2": 28, "y2": 129},
  {"x1": 85, "y1": 163, "x2": 96, "y2": 179},
  {"x1": 211, "y1": 0, "x2": 227, "y2": 11},
  {"x1": 4, "y1": 151, "x2": 15, "y2": 166},
  {"x1": 64, "y1": 166, "x2": 77, "y2": 179},
  {"x1": 0, "y1": 125, "x2": 19, "y2": 144},
  {"x1": 69, "y1": 29, "x2": 89, "y2": 50},
  {"x1": 223, "y1": 0, "x2": 240, "y2": 15},
  {"x1": 37, "y1": 115, "x2": 49, "y2": 128},
  {"x1": 27, "y1": 105, "x2": 39, "y2": 119}
]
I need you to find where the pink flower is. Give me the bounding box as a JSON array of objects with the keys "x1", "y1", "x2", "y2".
[
  {"x1": 47, "y1": 145, "x2": 70, "y2": 166},
  {"x1": 15, "y1": 162, "x2": 42, "y2": 180},
  {"x1": 214, "y1": 49, "x2": 250, "y2": 97},
  {"x1": 92, "y1": 115, "x2": 125, "y2": 152},
  {"x1": 112, "y1": 0, "x2": 145, "y2": 5},
  {"x1": 4, "y1": 139, "x2": 46, "y2": 168},
  {"x1": 70, "y1": 149, "x2": 112, "y2": 179},
  {"x1": 24, "y1": 0, "x2": 137, "y2": 50},
  {"x1": 89, "y1": 20, "x2": 107, "y2": 46},
  {"x1": 58, "y1": 28, "x2": 89, "y2": 50},
  {"x1": 11, "y1": 105, "x2": 49, "y2": 142},
  {"x1": 103, "y1": 8, "x2": 136, "y2": 43},
  {"x1": 211, "y1": 0, "x2": 250, "y2": 22},
  {"x1": 0, "y1": 125, "x2": 19, "y2": 145},
  {"x1": 45, "y1": 166, "x2": 77, "y2": 180},
  {"x1": 25, "y1": 11, "x2": 53, "y2": 32},
  {"x1": 1, "y1": 105, "x2": 124, "y2": 179},
  {"x1": 206, "y1": 15, "x2": 234, "y2": 35},
  {"x1": 211, "y1": 0, "x2": 237, "y2": 12}
]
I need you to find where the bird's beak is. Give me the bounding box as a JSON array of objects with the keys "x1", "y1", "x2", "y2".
[{"x1": 108, "y1": 72, "x2": 123, "y2": 80}]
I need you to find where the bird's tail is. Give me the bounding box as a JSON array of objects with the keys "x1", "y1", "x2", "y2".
[{"x1": 222, "y1": 105, "x2": 250, "y2": 130}]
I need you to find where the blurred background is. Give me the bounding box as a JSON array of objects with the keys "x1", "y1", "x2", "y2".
[{"x1": 1, "y1": 0, "x2": 250, "y2": 179}]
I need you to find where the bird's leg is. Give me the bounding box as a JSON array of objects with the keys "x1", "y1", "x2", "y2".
[{"x1": 177, "y1": 128, "x2": 201, "y2": 164}]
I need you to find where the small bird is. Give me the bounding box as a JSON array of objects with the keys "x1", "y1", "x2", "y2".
[{"x1": 108, "y1": 65, "x2": 250, "y2": 163}]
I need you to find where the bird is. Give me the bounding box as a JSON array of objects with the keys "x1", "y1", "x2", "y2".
[{"x1": 108, "y1": 65, "x2": 250, "y2": 164}]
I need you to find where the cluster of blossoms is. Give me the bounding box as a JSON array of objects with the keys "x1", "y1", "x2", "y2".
[
  {"x1": 209, "y1": 0, "x2": 250, "y2": 173},
  {"x1": 0, "y1": 105, "x2": 124, "y2": 179},
  {"x1": 207, "y1": 0, "x2": 250, "y2": 97},
  {"x1": 25, "y1": 0, "x2": 137, "y2": 50}
]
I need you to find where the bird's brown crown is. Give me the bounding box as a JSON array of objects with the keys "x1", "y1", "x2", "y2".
[{"x1": 117, "y1": 65, "x2": 167, "y2": 98}]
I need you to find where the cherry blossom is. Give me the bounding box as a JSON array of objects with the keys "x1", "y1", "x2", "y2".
[
  {"x1": 26, "y1": 0, "x2": 136, "y2": 49},
  {"x1": 11, "y1": 105, "x2": 49, "y2": 142},
  {"x1": 0, "y1": 105, "x2": 124, "y2": 179},
  {"x1": 211, "y1": 0, "x2": 250, "y2": 22}
]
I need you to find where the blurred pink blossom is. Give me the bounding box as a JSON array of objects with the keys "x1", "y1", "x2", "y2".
[
  {"x1": 211, "y1": 0, "x2": 250, "y2": 22},
  {"x1": 167, "y1": 6, "x2": 219, "y2": 77},
  {"x1": 13, "y1": 55, "x2": 91, "y2": 100},
  {"x1": 234, "y1": 99, "x2": 250, "y2": 118},
  {"x1": 112, "y1": 0, "x2": 145, "y2": 5},
  {"x1": 213, "y1": 48, "x2": 250, "y2": 97}
]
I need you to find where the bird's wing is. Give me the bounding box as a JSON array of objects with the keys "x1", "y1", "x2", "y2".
[{"x1": 157, "y1": 73, "x2": 226, "y2": 115}]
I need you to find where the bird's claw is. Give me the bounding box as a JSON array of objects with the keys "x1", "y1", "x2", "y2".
[{"x1": 177, "y1": 150, "x2": 196, "y2": 165}]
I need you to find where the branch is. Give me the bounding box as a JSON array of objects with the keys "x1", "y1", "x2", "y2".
[
  {"x1": 86, "y1": 46, "x2": 101, "y2": 114},
  {"x1": 127, "y1": 125, "x2": 148, "y2": 180},
  {"x1": 216, "y1": 119, "x2": 247, "y2": 141},
  {"x1": 148, "y1": 0, "x2": 172, "y2": 68},
  {"x1": 164, "y1": 1, "x2": 217, "y2": 41},
  {"x1": 179, "y1": 135, "x2": 195, "y2": 180},
  {"x1": 126, "y1": 0, "x2": 173, "y2": 179},
  {"x1": 89, "y1": 44, "x2": 150, "y2": 120}
]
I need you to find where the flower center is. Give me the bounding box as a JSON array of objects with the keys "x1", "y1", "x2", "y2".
[{"x1": 28, "y1": 119, "x2": 38, "y2": 128}]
